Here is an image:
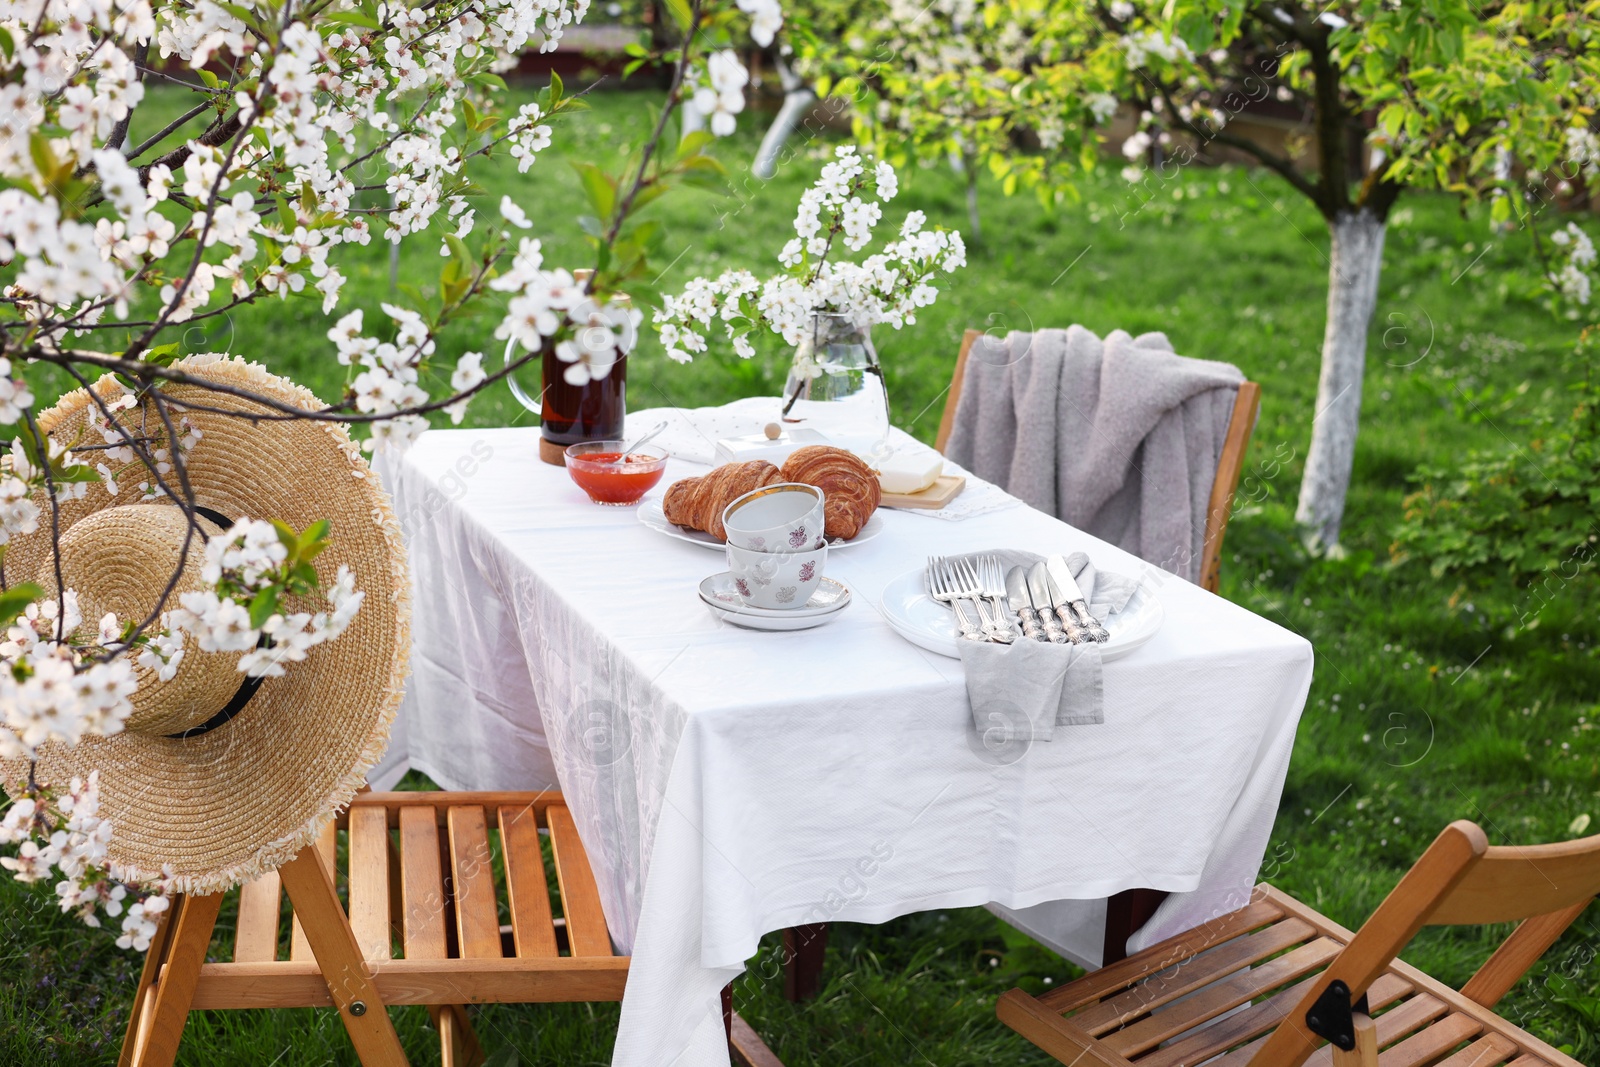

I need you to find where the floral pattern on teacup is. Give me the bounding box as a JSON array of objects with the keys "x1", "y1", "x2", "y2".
[
  {"x1": 788, "y1": 526, "x2": 808, "y2": 548},
  {"x1": 776, "y1": 586, "x2": 797, "y2": 603},
  {"x1": 798, "y1": 561, "x2": 816, "y2": 582},
  {"x1": 735, "y1": 578, "x2": 752, "y2": 598}
]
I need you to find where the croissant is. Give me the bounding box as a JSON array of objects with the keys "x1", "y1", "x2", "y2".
[
  {"x1": 781, "y1": 446, "x2": 881, "y2": 540},
  {"x1": 662, "y1": 460, "x2": 782, "y2": 541}
]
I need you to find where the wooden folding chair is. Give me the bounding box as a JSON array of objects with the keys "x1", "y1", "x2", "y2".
[
  {"x1": 118, "y1": 790, "x2": 629, "y2": 1067},
  {"x1": 997, "y1": 819, "x2": 1600, "y2": 1067},
  {"x1": 933, "y1": 328, "x2": 1261, "y2": 594}
]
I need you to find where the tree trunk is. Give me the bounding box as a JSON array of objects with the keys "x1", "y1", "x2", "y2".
[
  {"x1": 1294, "y1": 208, "x2": 1386, "y2": 549},
  {"x1": 752, "y1": 58, "x2": 814, "y2": 179}
]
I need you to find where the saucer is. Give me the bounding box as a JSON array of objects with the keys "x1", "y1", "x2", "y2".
[{"x1": 699, "y1": 573, "x2": 851, "y2": 631}]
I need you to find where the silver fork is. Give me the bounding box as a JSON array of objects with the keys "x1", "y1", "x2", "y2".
[
  {"x1": 927, "y1": 556, "x2": 984, "y2": 642},
  {"x1": 953, "y1": 557, "x2": 1009, "y2": 642},
  {"x1": 979, "y1": 555, "x2": 1016, "y2": 641}
]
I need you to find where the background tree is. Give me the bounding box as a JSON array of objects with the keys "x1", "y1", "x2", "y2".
[{"x1": 792, "y1": 0, "x2": 1600, "y2": 547}]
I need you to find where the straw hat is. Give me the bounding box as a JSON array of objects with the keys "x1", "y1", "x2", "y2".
[{"x1": 0, "y1": 356, "x2": 409, "y2": 895}]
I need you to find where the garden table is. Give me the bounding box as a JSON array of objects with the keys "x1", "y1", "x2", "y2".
[{"x1": 371, "y1": 412, "x2": 1314, "y2": 1067}]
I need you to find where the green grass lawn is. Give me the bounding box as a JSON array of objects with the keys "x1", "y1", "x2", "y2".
[{"x1": 4, "y1": 85, "x2": 1600, "y2": 1065}]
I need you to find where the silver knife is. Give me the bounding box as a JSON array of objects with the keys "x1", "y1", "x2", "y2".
[
  {"x1": 1026, "y1": 561, "x2": 1070, "y2": 644},
  {"x1": 1005, "y1": 566, "x2": 1048, "y2": 642},
  {"x1": 1047, "y1": 554, "x2": 1110, "y2": 642}
]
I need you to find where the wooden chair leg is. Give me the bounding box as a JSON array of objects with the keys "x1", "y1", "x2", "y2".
[
  {"x1": 430, "y1": 1004, "x2": 485, "y2": 1067},
  {"x1": 1331, "y1": 1012, "x2": 1378, "y2": 1067},
  {"x1": 121, "y1": 891, "x2": 224, "y2": 1067},
  {"x1": 117, "y1": 890, "x2": 184, "y2": 1067},
  {"x1": 278, "y1": 846, "x2": 410, "y2": 1067},
  {"x1": 782, "y1": 923, "x2": 828, "y2": 1001}
]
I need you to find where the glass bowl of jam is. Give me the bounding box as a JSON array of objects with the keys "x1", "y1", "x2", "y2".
[{"x1": 564, "y1": 441, "x2": 669, "y2": 506}]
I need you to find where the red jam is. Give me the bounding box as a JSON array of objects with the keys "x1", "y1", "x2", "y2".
[{"x1": 567, "y1": 451, "x2": 666, "y2": 505}]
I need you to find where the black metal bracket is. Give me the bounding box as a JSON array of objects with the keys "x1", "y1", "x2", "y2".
[{"x1": 1304, "y1": 979, "x2": 1371, "y2": 1051}]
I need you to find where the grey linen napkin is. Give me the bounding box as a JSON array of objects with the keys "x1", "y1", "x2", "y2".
[{"x1": 954, "y1": 549, "x2": 1142, "y2": 744}]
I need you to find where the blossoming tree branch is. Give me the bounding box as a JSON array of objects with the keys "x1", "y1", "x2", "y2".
[{"x1": 0, "y1": 0, "x2": 782, "y2": 947}]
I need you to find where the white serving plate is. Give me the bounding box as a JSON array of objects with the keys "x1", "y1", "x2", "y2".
[
  {"x1": 699, "y1": 574, "x2": 852, "y2": 631},
  {"x1": 877, "y1": 564, "x2": 1164, "y2": 661},
  {"x1": 641, "y1": 501, "x2": 883, "y2": 550}
]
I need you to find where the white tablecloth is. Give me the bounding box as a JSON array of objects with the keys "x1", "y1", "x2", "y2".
[{"x1": 373, "y1": 420, "x2": 1313, "y2": 1067}]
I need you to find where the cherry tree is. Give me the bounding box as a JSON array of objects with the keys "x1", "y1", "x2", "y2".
[
  {"x1": 0, "y1": 0, "x2": 779, "y2": 943},
  {"x1": 794, "y1": 0, "x2": 1600, "y2": 547}
]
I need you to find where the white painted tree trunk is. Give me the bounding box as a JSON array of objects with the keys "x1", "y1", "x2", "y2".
[
  {"x1": 753, "y1": 58, "x2": 815, "y2": 180},
  {"x1": 1294, "y1": 208, "x2": 1387, "y2": 549}
]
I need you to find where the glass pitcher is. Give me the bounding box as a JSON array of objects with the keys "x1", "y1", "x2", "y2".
[{"x1": 780, "y1": 312, "x2": 892, "y2": 458}]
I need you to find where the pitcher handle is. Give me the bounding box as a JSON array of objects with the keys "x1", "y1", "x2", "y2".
[{"x1": 504, "y1": 333, "x2": 545, "y2": 417}]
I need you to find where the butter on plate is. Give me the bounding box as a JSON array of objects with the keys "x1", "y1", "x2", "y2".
[{"x1": 874, "y1": 445, "x2": 945, "y2": 495}]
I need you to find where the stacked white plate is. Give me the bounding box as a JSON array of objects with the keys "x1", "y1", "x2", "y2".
[{"x1": 698, "y1": 573, "x2": 852, "y2": 631}]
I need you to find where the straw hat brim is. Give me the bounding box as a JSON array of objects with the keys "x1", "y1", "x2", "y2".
[{"x1": 0, "y1": 356, "x2": 410, "y2": 895}]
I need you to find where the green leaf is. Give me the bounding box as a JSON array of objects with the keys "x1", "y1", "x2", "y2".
[
  {"x1": 270, "y1": 518, "x2": 300, "y2": 555},
  {"x1": 676, "y1": 130, "x2": 715, "y2": 161},
  {"x1": 663, "y1": 0, "x2": 692, "y2": 31},
  {"x1": 0, "y1": 583, "x2": 42, "y2": 630},
  {"x1": 444, "y1": 234, "x2": 473, "y2": 268},
  {"x1": 323, "y1": 8, "x2": 380, "y2": 27},
  {"x1": 143, "y1": 342, "x2": 182, "y2": 367},
  {"x1": 297, "y1": 519, "x2": 330, "y2": 551},
  {"x1": 573, "y1": 162, "x2": 616, "y2": 219},
  {"x1": 248, "y1": 587, "x2": 281, "y2": 629}
]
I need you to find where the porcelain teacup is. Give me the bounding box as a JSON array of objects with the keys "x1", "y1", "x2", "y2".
[
  {"x1": 724, "y1": 539, "x2": 828, "y2": 610},
  {"x1": 721, "y1": 482, "x2": 826, "y2": 553}
]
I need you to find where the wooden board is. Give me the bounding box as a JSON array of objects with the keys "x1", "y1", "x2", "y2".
[{"x1": 880, "y1": 474, "x2": 965, "y2": 510}]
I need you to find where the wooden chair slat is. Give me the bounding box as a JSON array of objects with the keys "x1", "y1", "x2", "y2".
[
  {"x1": 1073, "y1": 917, "x2": 1318, "y2": 1035},
  {"x1": 1505, "y1": 1057, "x2": 1554, "y2": 1067},
  {"x1": 347, "y1": 806, "x2": 391, "y2": 961},
  {"x1": 1423, "y1": 1032, "x2": 1519, "y2": 1067},
  {"x1": 342, "y1": 790, "x2": 565, "y2": 827},
  {"x1": 499, "y1": 804, "x2": 559, "y2": 958},
  {"x1": 1039, "y1": 896, "x2": 1286, "y2": 1012},
  {"x1": 1104, "y1": 937, "x2": 1342, "y2": 1057},
  {"x1": 446, "y1": 805, "x2": 503, "y2": 959},
  {"x1": 288, "y1": 822, "x2": 338, "y2": 962},
  {"x1": 232, "y1": 871, "x2": 282, "y2": 963},
  {"x1": 1211, "y1": 974, "x2": 1416, "y2": 1067},
  {"x1": 1142, "y1": 976, "x2": 1423, "y2": 1067},
  {"x1": 1376, "y1": 1014, "x2": 1482, "y2": 1067},
  {"x1": 1431, "y1": 838, "x2": 1600, "y2": 925},
  {"x1": 400, "y1": 805, "x2": 449, "y2": 960},
  {"x1": 996, "y1": 990, "x2": 1141, "y2": 1067},
  {"x1": 548, "y1": 804, "x2": 613, "y2": 956}
]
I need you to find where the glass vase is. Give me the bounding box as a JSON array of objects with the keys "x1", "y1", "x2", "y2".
[{"x1": 780, "y1": 312, "x2": 891, "y2": 457}]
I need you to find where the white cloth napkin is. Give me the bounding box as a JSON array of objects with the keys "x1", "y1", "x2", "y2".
[{"x1": 955, "y1": 550, "x2": 1142, "y2": 743}]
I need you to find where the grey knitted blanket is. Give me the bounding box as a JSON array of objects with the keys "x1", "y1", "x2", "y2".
[{"x1": 944, "y1": 327, "x2": 1244, "y2": 583}]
